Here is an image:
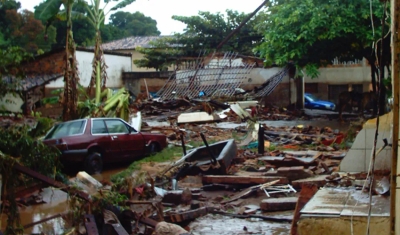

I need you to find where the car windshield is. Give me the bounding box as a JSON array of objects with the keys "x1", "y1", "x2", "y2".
[
  {"x1": 306, "y1": 94, "x2": 319, "y2": 102},
  {"x1": 44, "y1": 120, "x2": 86, "y2": 140}
]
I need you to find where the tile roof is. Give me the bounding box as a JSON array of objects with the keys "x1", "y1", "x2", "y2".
[
  {"x1": 3, "y1": 73, "x2": 62, "y2": 91},
  {"x1": 101, "y1": 36, "x2": 171, "y2": 50}
]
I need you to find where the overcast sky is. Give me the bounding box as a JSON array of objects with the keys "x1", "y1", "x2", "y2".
[{"x1": 20, "y1": 0, "x2": 265, "y2": 35}]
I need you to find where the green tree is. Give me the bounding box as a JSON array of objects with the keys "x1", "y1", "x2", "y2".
[
  {"x1": 134, "y1": 37, "x2": 182, "y2": 71},
  {"x1": 255, "y1": 0, "x2": 390, "y2": 113},
  {"x1": 100, "y1": 23, "x2": 125, "y2": 42},
  {"x1": 0, "y1": 1, "x2": 56, "y2": 52},
  {"x1": 0, "y1": 0, "x2": 20, "y2": 46},
  {"x1": 109, "y1": 11, "x2": 161, "y2": 37},
  {"x1": 135, "y1": 10, "x2": 264, "y2": 70},
  {"x1": 5, "y1": 9, "x2": 45, "y2": 53},
  {"x1": 172, "y1": 10, "x2": 263, "y2": 55},
  {"x1": 255, "y1": 0, "x2": 389, "y2": 80},
  {"x1": 0, "y1": 46, "x2": 32, "y2": 97}
]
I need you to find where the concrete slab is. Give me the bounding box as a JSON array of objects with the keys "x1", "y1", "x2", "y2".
[
  {"x1": 177, "y1": 112, "x2": 221, "y2": 124},
  {"x1": 341, "y1": 191, "x2": 390, "y2": 217},
  {"x1": 300, "y1": 188, "x2": 350, "y2": 215},
  {"x1": 297, "y1": 188, "x2": 390, "y2": 235}
]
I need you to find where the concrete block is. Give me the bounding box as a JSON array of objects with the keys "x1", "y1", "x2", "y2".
[
  {"x1": 365, "y1": 129, "x2": 376, "y2": 149},
  {"x1": 364, "y1": 148, "x2": 392, "y2": 172},
  {"x1": 350, "y1": 130, "x2": 365, "y2": 149},
  {"x1": 339, "y1": 149, "x2": 366, "y2": 172}
]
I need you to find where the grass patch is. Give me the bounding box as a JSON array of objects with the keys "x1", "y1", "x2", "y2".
[
  {"x1": 110, "y1": 139, "x2": 213, "y2": 182},
  {"x1": 111, "y1": 146, "x2": 184, "y2": 182}
]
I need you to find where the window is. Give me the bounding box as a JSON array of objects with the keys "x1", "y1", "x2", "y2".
[
  {"x1": 105, "y1": 120, "x2": 129, "y2": 134},
  {"x1": 328, "y1": 85, "x2": 348, "y2": 101},
  {"x1": 45, "y1": 120, "x2": 86, "y2": 139},
  {"x1": 305, "y1": 83, "x2": 318, "y2": 93},
  {"x1": 92, "y1": 120, "x2": 108, "y2": 134},
  {"x1": 352, "y1": 84, "x2": 363, "y2": 93}
]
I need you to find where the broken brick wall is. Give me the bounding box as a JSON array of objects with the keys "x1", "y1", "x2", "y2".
[{"x1": 22, "y1": 50, "x2": 65, "y2": 75}]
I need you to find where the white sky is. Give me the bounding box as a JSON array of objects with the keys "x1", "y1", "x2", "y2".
[{"x1": 20, "y1": 0, "x2": 265, "y2": 35}]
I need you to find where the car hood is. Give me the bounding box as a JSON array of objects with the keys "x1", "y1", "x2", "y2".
[{"x1": 312, "y1": 100, "x2": 335, "y2": 106}]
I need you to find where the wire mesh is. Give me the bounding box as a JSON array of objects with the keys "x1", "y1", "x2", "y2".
[{"x1": 156, "y1": 51, "x2": 255, "y2": 100}]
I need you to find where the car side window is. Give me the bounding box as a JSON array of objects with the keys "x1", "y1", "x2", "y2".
[
  {"x1": 105, "y1": 120, "x2": 129, "y2": 134},
  {"x1": 92, "y1": 120, "x2": 108, "y2": 134}
]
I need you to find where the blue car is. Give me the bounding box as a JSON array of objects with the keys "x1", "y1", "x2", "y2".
[{"x1": 304, "y1": 93, "x2": 336, "y2": 111}]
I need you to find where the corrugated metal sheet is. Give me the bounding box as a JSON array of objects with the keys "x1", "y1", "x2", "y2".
[{"x1": 3, "y1": 73, "x2": 62, "y2": 91}]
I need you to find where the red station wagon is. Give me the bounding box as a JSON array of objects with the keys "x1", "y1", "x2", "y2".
[{"x1": 43, "y1": 118, "x2": 167, "y2": 174}]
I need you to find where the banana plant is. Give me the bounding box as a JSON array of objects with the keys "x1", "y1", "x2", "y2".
[
  {"x1": 35, "y1": 0, "x2": 81, "y2": 121},
  {"x1": 79, "y1": 0, "x2": 136, "y2": 104},
  {"x1": 73, "y1": 0, "x2": 136, "y2": 121}
]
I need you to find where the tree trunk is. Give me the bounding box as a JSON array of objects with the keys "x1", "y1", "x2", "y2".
[
  {"x1": 88, "y1": 30, "x2": 108, "y2": 104},
  {"x1": 62, "y1": 4, "x2": 79, "y2": 121}
]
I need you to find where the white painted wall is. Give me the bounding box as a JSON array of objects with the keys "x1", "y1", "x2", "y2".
[
  {"x1": 0, "y1": 93, "x2": 24, "y2": 113},
  {"x1": 304, "y1": 59, "x2": 371, "y2": 84},
  {"x1": 46, "y1": 50, "x2": 132, "y2": 89}
]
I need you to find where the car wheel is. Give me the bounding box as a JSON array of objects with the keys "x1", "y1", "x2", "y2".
[
  {"x1": 84, "y1": 152, "x2": 103, "y2": 174},
  {"x1": 149, "y1": 143, "x2": 160, "y2": 155}
]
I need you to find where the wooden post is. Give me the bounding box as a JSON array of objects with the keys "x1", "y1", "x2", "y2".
[
  {"x1": 390, "y1": 0, "x2": 400, "y2": 234},
  {"x1": 258, "y1": 123, "x2": 265, "y2": 154}
]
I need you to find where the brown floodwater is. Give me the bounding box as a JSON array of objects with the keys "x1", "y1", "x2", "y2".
[
  {"x1": 189, "y1": 214, "x2": 291, "y2": 235},
  {"x1": 2, "y1": 119, "x2": 354, "y2": 234}
]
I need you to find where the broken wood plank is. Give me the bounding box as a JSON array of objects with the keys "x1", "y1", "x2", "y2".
[
  {"x1": 202, "y1": 175, "x2": 288, "y2": 185},
  {"x1": 265, "y1": 166, "x2": 314, "y2": 181},
  {"x1": 290, "y1": 184, "x2": 319, "y2": 235},
  {"x1": 260, "y1": 197, "x2": 298, "y2": 212},
  {"x1": 207, "y1": 207, "x2": 292, "y2": 223},
  {"x1": 165, "y1": 207, "x2": 208, "y2": 223},
  {"x1": 13, "y1": 163, "x2": 91, "y2": 202},
  {"x1": 103, "y1": 210, "x2": 129, "y2": 235},
  {"x1": 23, "y1": 213, "x2": 64, "y2": 229},
  {"x1": 291, "y1": 175, "x2": 327, "y2": 189},
  {"x1": 84, "y1": 214, "x2": 99, "y2": 235},
  {"x1": 222, "y1": 180, "x2": 281, "y2": 204}
]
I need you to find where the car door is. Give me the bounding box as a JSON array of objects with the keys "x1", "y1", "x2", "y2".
[
  {"x1": 91, "y1": 119, "x2": 122, "y2": 161},
  {"x1": 104, "y1": 119, "x2": 144, "y2": 158}
]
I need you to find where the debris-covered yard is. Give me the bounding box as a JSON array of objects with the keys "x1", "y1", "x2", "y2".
[{"x1": 0, "y1": 97, "x2": 368, "y2": 235}]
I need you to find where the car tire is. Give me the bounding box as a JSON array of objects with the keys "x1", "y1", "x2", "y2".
[
  {"x1": 149, "y1": 143, "x2": 160, "y2": 155},
  {"x1": 84, "y1": 152, "x2": 103, "y2": 174}
]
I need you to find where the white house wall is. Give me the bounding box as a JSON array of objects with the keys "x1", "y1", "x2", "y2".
[
  {"x1": 0, "y1": 93, "x2": 24, "y2": 113},
  {"x1": 46, "y1": 50, "x2": 132, "y2": 89},
  {"x1": 304, "y1": 59, "x2": 371, "y2": 84}
]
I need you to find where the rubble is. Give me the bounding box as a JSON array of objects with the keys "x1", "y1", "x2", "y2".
[
  {"x1": 5, "y1": 93, "x2": 364, "y2": 235},
  {"x1": 260, "y1": 197, "x2": 298, "y2": 212}
]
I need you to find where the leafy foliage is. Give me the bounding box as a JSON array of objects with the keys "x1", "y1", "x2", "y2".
[
  {"x1": 255, "y1": 0, "x2": 390, "y2": 78},
  {"x1": 135, "y1": 10, "x2": 264, "y2": 70},
  {"x1": 172, "y1": 10, "x2": 264, "y2": 55},
  {"x1": 0, "y1": 0, "x2": 56, "y2": 53},
  {"x1": 0, "y1": 46, "x2": 33, "y2": 98},
  {"x1": 0, "y1": 118, "x2": 62, "y2": 234},
  {"x1": 109, "y1": 11, "x2": 160, "y2": 37},
  {"x1": 134, "y1": 37, "x2": 183, "y2": 71}
]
